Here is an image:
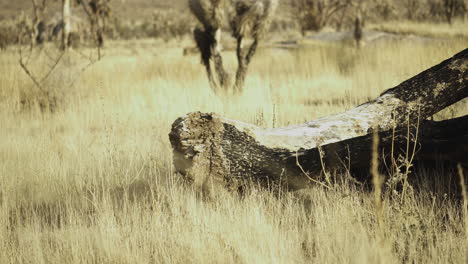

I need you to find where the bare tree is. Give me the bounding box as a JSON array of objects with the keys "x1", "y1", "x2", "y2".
[
  {"x1": 31, "y1": 0, "x2": 49, "y2": 46},
  {"x1": 374, "y1": 0, "x2": 395, "y2": 20},
  {"x1": 353, "y1": 1, "x2": 366, "y2": 48},
  {"x1": 291, "y1": 0, "x2": 366, "y2": 46},
  {"x1": 230, "y1": 0, "x2": 278, "y2": 92},
  {"x1": 190, "y1": 0, "x2": 232, "y2": 92},
  {"x1": 189, "y1": 0, "x2": 278, "y2": 94},
  {"x1": 63, "y1": 0, "x2": 111, "y2": 52},
  {"x1": 335, "y1": 1, "x2": 351, "y2": 31},
  {"x1": 443, "y1": 0, "x2": 467, "y2": 24},
  {"x1": 18, "y1": 0, "x2": 108, "y2": 112},
  {"x1": 79, "y1": 0, "x2": 111, "y2": 58},
  {"x1": 353, "y1": 16, "x2": 363, "y2": 47},
  {"x1": 444, "y1": 0, "x2": 456, "y2": 23},
  {"x1": 402, "y1": 0, "x2": 420, "y2": 20},
  {"x1": 291, "y1": 0, "x2": 352, "y2": 35}
]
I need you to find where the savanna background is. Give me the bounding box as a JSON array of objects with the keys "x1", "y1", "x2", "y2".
[{"x1": 0, "y1": 0, "x2": 467, "y2": 263}]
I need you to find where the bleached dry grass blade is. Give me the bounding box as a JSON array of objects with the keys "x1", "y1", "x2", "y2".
[{"x1": 0, "y1": 29, "x2": 467, "y2": 263}]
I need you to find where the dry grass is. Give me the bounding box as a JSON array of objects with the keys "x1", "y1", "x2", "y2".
[
  {"x1": 369, "y1": 20, "x2": 468, "y2": 39},
  {"x1": 1, "y1": 26, "x2": 467, "y2": 263}
]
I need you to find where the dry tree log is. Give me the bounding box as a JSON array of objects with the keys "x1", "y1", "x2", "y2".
[{"x1": 169, "y1": 49, "x2": 468, "y2": 194}]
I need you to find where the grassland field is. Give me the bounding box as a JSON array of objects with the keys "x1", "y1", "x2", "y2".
[{"x1": 0, "y1": 20, "x2": 468, "y2": 263}]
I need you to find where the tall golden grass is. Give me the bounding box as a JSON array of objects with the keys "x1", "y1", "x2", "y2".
[{"x1": 0, "y1": 29, "x2": 467, "y2": 263}]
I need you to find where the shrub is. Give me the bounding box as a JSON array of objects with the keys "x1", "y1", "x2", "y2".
[
  {"x1": 0, "y1": 21, "x2": 19, "y2": 50},
  {"x1": 107, "y1": 9, "x2": 195, "y2": 40}
]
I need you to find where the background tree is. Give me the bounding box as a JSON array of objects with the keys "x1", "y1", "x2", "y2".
[
  {"x1": 291, "y1": 0, "x2": 352, "y2": 35},
  {"x1": 443, "y1": 0, "x2": 466, "y2": 24},
  {"x1": 402, "y1": 0, "x2": 420, "y2": 20},
  {"x1": 373, "y1": 0, "x2": 395, "y2": 20},
  {"x1": 79, "y1": 0, "x2": 111, "y2": 58},
  {"x1": 62, "y1": 0, "x2": 71, "y2": 50},
  {"x1": 190, "y1": 0, "x2": 228, "y2": 91},
  {"x1": 17, "y1": 0, "x2": 111, "y2": 112},
  {"x1": 53, "y1": 0, "x2": 111, "y2": 51},
  {"x1": 189, "y1": 0, "x2": 278, "y2": 94},
  {"x1": 353, "y1": 1, "x2": 366, "y2": 48},
  {"x1": 230, "y1": 0, "x2": 278, "y2": 92},
  {"x1": 31, "y1": 0, "x2": 49, "y2": 46}
]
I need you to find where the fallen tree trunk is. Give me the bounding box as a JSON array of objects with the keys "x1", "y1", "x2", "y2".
[
  {"x1": 169, "y1": 49, "x2": 468, "y2": 193},
  {"x1": 292, "y1": 115, "x2": 468, "y2": 181}
]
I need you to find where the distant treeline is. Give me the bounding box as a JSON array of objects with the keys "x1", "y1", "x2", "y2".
[{"x1": 0, "y1": 0, "x2": 466, "y2": 49}]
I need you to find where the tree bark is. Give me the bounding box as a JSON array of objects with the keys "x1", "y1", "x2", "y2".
[
  {"x1": 234, "y1": 38, "x2": 259, "y2": 93},
  {"x1": 169, "y1": 49, "x2": 468, "y2": 194},
  {"x1": 211, "y1": 28, "x2": 229, "y2": 89},
  {"x1": 62, "y1": 0, "x2": 71, "y2": 50}
]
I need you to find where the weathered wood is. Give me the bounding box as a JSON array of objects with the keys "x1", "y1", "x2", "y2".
[
  {"x1": 293, "y1": 114, "x2": 468, "y2": 179},
  {"x1": 169, "y1": 49, "x2": 468, "y2": 193}
]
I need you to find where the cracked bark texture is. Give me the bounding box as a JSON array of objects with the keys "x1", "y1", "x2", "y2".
[{"x1": 169, "y1": 49, "x2": 468, "y2": 193}]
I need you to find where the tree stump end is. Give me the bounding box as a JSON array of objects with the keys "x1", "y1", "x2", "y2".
[{"x1": 169, "y1": 112, "x2": 229, "y2": 194}]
